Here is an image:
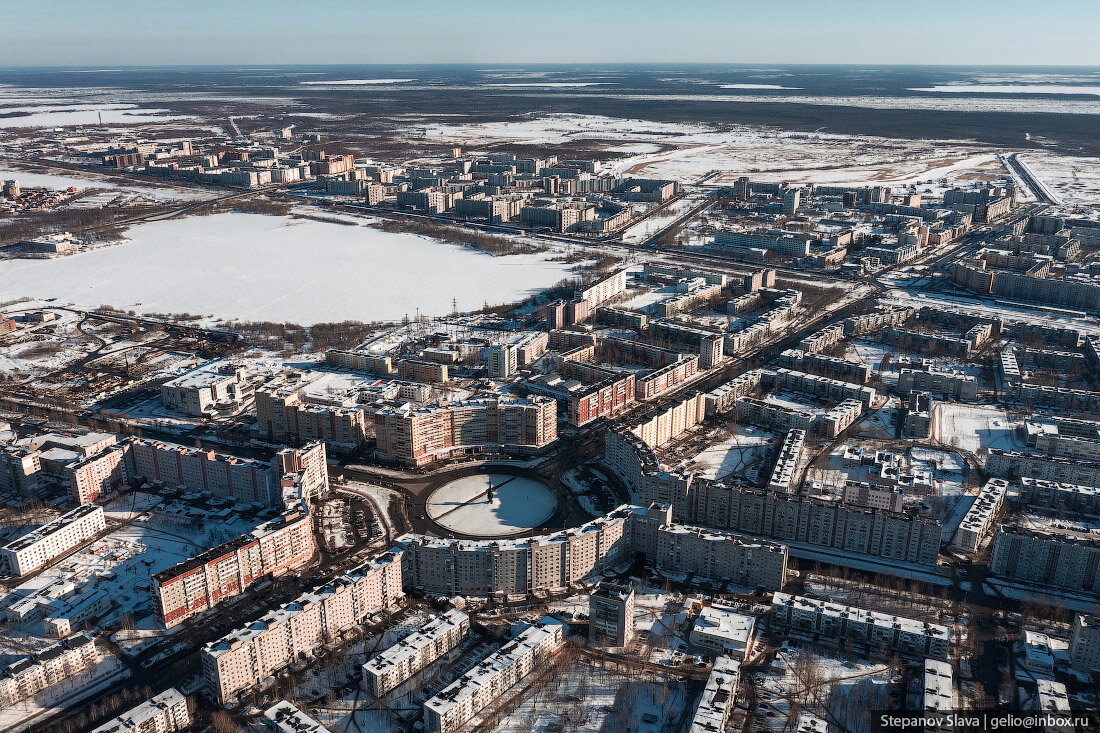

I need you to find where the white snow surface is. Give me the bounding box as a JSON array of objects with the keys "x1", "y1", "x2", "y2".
[
  {"x1": 0, "y1": 212, "x2": 574, "y2": 324},
  {"x1": 426, "y1": 473, "x2": 557, "y2": 536}
]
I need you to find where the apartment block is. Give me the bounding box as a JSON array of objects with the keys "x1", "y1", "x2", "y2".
[
  {"x1": 735, "y1": 397, "x2": 814, "y2": 432},
  {"x1": 362, "y1": 609, "x2": 470, "y2": 698},
  {"x1": 990, "y1": 523, "x2": 1100, "y2": 593},
  {"x1": 324, "y1": 349, "x2": 395, "y2": 375},
  {"x1": 687, "y1": 656, "x2": 741, "y2": 733},
  {"x1": 396, "y1": 508, "x2": 632, "y2": 596},
  {"x1": 902, "y1": 391, "x2": 934, "y2": 439},
  {"x1": 770, "y1": 368, "x2": 876, "y2": 407},
  {"x1": 704, "y1": 370, "x2": 764, "y2": 416},
  {"x1": 423, "y1": 621, "x2": 564, "y2": 733},
  {"x1": 648, "y1": 320, "x2": 725, "y2": 368},
  {"x1": 67, "y1": 444, "x2": 129, "y2": 505},
  {"x1": 90, "y1": 688, "x2": 191, "y2": 733},
  {"x1": 568, "y1": 373, "x2": 637, "y2": 427},
  {"x1": 652, "y1": 523, "x2": 788, "y2": 591},
  {"x1": 604, "y1": 429, "x2": 943, "y2": 568},
  {"x1": 798, "y1": 323, "x2": 846, "y2": 353},
  {"x1": 770, "y1": 593, "x2": 949, "y2": 660},
  {"x1": 635, "y1": 355, "x2": 700, "y2": 400},
  {"x1": 127, "y1": 437, "x2": 276, "y2": 505},
  {"x1": 1070, "y1": 614, "x2": 1100, "y2": 673},
  {"x1": 821, "y1": 399, "x2": 863, "y2": 438},
  {"x1": 953, "y1": 478, "x2": 1007, "y2": 553},
  {"x1": 154, "y1": 507, "x2": 315, "y2": 628},
  {"x1": 575, "y1": 268, "x2": 629, "y2": 307},
  {"x1": 0, "y1": 446, "x2": 42, "y2": 496},
  {"x1": 985, "y1": 449, "x2": 1100, "y2": 488},
  {"x1": 160, "y1": 362, "x2": 249, "y2": 417},
  {"x1": 778, "y1": 349, "x2": 871, "y2": 383},
  {"x1": 629, "y1": 392, "x2": 705, "y2": 449},
  {"x1": 202, "y1": 550, "x2": 405, "y2": 703},
  {"x1": 1, "y1": 505, "x2": 106, "y2": 577},
  {"x1": 898, "y1": 367, "x2": 978, "y2": 401},
  {"x1": 0, "y1": 633, "x2": 98, "y2": 709},
  {"x1": 374, "y1": 396, "x2": 557, "y2": 466},
  {"x1": 254, "y1": 371, "x2": 373, "y2": 446},
  {"x1": 263, "y1": 702, "x2": 332, "y2": 733},
  {"x1": 397, "y1": 359, "x2": 449, "y2": 383},
  {"x1": 767, "y1": 429, "x2": 806, "y2": 494},
  {"x1": 1016, "y1": 477, "x2": 1100, "y2": 516},
  {"x1": 588, "y1": 582, "x2": 635, "y2": 647},
  {"x1": 487, "y1": 344, "x2": 518, "y2": 379}
]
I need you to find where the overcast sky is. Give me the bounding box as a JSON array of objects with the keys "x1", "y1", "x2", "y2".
[{"x1": 2, "y1": 0, "x2": 1099, "y2": 67}]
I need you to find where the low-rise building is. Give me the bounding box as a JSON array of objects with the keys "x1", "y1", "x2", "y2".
[
  {"x1": 770, "y1": 593, "x2": 949, "y2": 660},
  {"x1": 690, "y1": 607, "x2": 756, "y2": 660},
  {"x1": 362, "y1": 609, "x2": 469, "y2": 698},
  {"x1": 263, "y1": 702, "x2": 331, "y2": 733},
  {"x1": 201, "y1": 550, "x2": 405, "y2": 703},
  {"x1": 687, "y1": 655, "x2": 741, "y2": 733},
  {"x1": 0, "y1": 633, "x2": 98, "y2": 709},
  {"x1": 1, "y1": 505, "x2": 106, "y2": 577},
  {"x1": 423, "y1": 620, "x2": 564, "y2": 733},
  {"x1": 90, "y1": 688, "x2": 191, "y2": 733}
]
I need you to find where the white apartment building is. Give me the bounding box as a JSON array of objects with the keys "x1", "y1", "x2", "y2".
[
  {"x1": 770, "y1": 593, "x2": 950, "y2": 660},
  {"x1": 651, "y1": 523, "x2": 788, "y2": 591},
  {"x1": 202, "y1": 550, "x2": 404, "y2": 703},
  {"x1": 362, "y1": 608, "x2": 469, "y2": 698},
  {"x1": 396, "y1": 507, "x2": 632, "y2": 596},
  {"x1": 953, "y1": 478, "x2": 1007, "y2": 553},
  {"x1": 423, "y1": 621, "x2": 564, "y2": 733},
  {"x1": 767, "y1": 429, "x2": 806, "y2": 494},
  {"x1": 160, "y1": 361, "x2": 249, "y2": 417},
  {"x1": 0, "y1": 633, "x2": 99, "y2": 709},
  {"x1": 90, "y1": 688, "x2": 191, "y2": 733},
  {"x1": 687, "y1": 655, "x2": 741, "y2": 733},
  {"x1": 487, "y1": 344, "x2": 519, "y2": 379},
  {"x1": 690, "y1": 607, "x2": 756, "y2": 660},
  {"x1": 588, "y1": 582, "x2": 635, "y2": 647},
  {"x1": 263, "y1": 701, "x2": 331, "y2": 733},
  {"x1": 1, "y1": 504, "x2": 106, "y2": 577},
  {"x1": 1070, "y1": 614, "x2": 1100, "y2": 673},
  {"x1": 575, "y1": 268, "x2": 628, "y2": 307},
  {"x1": 922, "y1": 658, "x2": 954, "y2": 712}
]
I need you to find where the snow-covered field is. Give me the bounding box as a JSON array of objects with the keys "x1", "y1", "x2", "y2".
[
  {"x1": 426, "y1": 474, "x2": 557, "y2": 536},
  {"x1": 411, "y1": 112, "x2": 1012, "y2": 188},
  {"x1": 0, "y1": 213, "x2": 575, "y2": 324},
  {"x1": 690, "y1": 428, "x2": 775, "y2": 481},
  {"x1": 933, "y1": 403, "x2": 1020, "y2": 453},
  {"x1": 1017, "y1": 152, "x2": 1100, "y2": 205}
]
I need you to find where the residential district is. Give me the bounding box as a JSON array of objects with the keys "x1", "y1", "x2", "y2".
[{"x1": 2, "y1": 114, "x2": 1100, "y2": 733}]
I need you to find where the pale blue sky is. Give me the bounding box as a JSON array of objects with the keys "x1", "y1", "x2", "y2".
[{"x1": 2, "y1": 0, "x2": 1099, "y2": 67}]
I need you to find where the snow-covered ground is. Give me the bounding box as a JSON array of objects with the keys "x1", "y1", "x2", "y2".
[
  {"x1": 933, "y1": 403, "x2": 1020, "y2": 453},
  {"x1": 0, "y1": 212, "x2": 576, "y2": 324},
  {"x1": 1017, "y1": 152, "x2": 1100, "y2": 205},
  {"x1": 690, "y1": 427, "x2": 775, "y2": 481},
  {"x1": 410, "y1": 112, "x2": 1013, "y2": 188},
  {"x1": 425, "y1": 474, "x2": 557, "y2": 536}
]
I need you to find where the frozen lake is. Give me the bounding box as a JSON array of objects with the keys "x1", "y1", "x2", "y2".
[
  {"x1": 0, "y1": 212, "x2": 574, "y2": 324},
  {"x1": 426, "y1": 473, "x2": 557, "y2": 537}
]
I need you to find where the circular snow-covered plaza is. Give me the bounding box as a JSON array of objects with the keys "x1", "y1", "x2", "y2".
[{"x1": 425, "y1": 473, "x2": 558, "y2": 537}]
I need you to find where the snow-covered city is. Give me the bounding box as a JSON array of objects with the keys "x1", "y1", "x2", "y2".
[{"x1": 2, "y1": 5, "x2": 1100, "y2": 733}]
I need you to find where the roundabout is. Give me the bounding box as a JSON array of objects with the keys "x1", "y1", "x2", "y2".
[{"x1": 425, "y1": 472, "x2": 558, "y2": 537}]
